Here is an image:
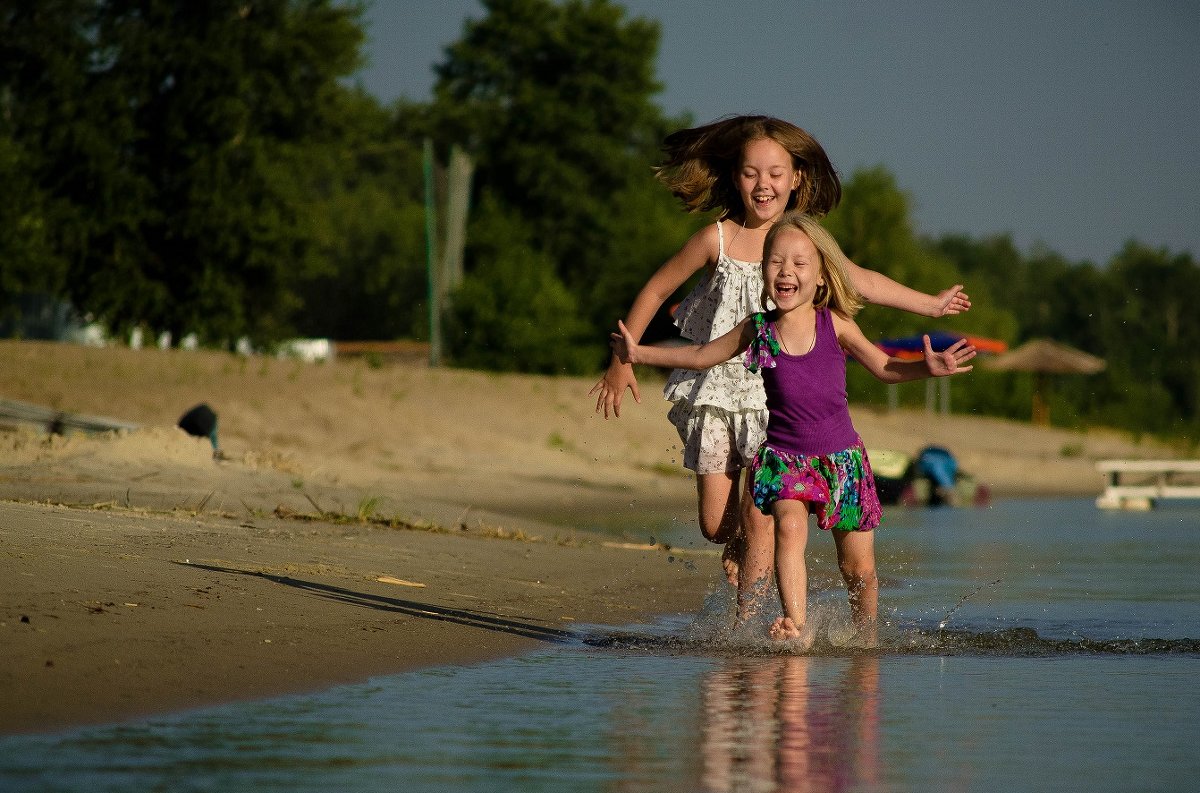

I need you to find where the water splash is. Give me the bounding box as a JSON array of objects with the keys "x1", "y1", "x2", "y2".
[
  {"x1": 582, "y1": 609, "x2": 1200, "y2": 659},
  {"x1": 937, "y1": 578, "x2": 1004, "y2": 630},
  {"x1": 577, "y1": 571, "x2": 1200, "y2": 659},
  {"x1": 585, "y1": 581, "x2": 884, "y2": 658}
]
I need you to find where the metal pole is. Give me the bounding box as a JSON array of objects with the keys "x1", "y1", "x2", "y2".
[{"x1": 424, "y1": 138, "x2": 440, "y2": 367}]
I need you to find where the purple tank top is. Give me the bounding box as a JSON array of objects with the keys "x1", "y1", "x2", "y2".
[{"x1": 759, "y1": 308, "x2": 859, "y2": 456}]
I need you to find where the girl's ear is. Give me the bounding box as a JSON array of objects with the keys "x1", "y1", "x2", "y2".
[{"x1": 792, "y1": 170, "x2": 802, "y2": 190}]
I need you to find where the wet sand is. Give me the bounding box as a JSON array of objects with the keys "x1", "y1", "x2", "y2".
[{"x1": 0, "y1": 340, "x2": 1173, "y2": 734}]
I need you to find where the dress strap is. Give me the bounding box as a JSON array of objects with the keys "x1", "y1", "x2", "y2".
[
  {"x1": 815, "y1": 307, "x2": 836, "y2": 352},
  {"x1": 716, "y1": 220, "x2": 726, "y2": 258}
]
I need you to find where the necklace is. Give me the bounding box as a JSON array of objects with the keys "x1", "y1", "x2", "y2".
[
  {"x1": 775, "y1": 318, "x2": 815, "y2": 356},
  {"x1": 773, "y1": 318, "x2": 791, "y2": 355}
]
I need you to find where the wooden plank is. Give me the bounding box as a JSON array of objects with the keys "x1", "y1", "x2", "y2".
[
  {"x1": 1101, "y1": 485, "x2": 1200, "y2": 499},
  {"x1": 332, "y1": 340, "x2": 431, "y2": 364}
]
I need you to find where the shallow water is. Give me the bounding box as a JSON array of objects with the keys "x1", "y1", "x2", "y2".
[{"x1": 4, "y1": 498, "x2": 1199, "y2": 792}]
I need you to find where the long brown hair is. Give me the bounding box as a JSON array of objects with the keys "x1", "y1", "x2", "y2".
[{"x1": 654, "y1": 115, "x2": 842, "y2": 220}]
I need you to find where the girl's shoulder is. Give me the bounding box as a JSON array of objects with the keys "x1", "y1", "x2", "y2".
[
  {"x1": 828, "y1": 308, "x2": 862, "y2": 338},
  {"x1": 690, "y1": 220, "x2": 723, "y2": 248},
  {"x1": 678, "y1": 221, "x2": 723, "y2": 264},
  {"x1": 662, "y1": 222, "x2": 721, "y2": 275}
]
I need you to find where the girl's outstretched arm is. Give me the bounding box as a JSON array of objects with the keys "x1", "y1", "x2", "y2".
[
  {"x1": 834, "y1": 314, "x2": 976, "y2": 384},
  {"x1": 844, "y1": 259, "x2": 971, "y2": 318},
  {"x1": 589, "y1": 226, "x2": 716, "y2": 418},
  {"x1": 611, "y1": 318, "x2": 755, "y2": 373}
]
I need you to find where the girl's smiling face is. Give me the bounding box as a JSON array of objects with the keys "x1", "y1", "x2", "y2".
[
  {"x1": 737, "y1": 137, "x2": 801, "y2": 226},
  {"x1": 764, "y1": 227, "x2": 824, "y2": 311}
]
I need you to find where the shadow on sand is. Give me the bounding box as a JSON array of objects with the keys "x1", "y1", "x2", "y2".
[{"x1": 175, "y1": 561, "x2": 579, "y2": 644}]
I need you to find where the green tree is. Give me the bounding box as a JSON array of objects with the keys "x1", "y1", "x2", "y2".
[
  {"x1": 0, "y1": 132, "x2": 68, "y2": 315},
  {"x1": 1102, "y1": 242, "x2": 1200, "y2": 430},
  {"x1": 1, "y1": 0, "x2": 366, "y2": 345},
  {"x1": 429, "y1": 0, "x2": 687, "y2": 369},
  {"x1": 933, "y1": 226, "x2": 1200, "y2": 439},
  {"x1": 280, "y1": 90, "x2": 429, "y2": 341},
  {"x1": 824, "y1": 167, "x2": 1027, "y2": 414},
  {"x1": 934, "y1": 233, "x2": 1025, "y2": 312},
  {"x1": 0, "y1": 0, "x2": 122, "y2": 320},
  {"x1": 582, "y1": 174, "x2": 705, "y2": 346},
  {"x1": 825, "y1": 167, "x2": 1013, "y2": 340},
  {"x1": 445, "y1": 196, "x2": 597, "y2": 373},
  {"x1": 825, "y1": 167, "x2": 922, "y2": 285}
]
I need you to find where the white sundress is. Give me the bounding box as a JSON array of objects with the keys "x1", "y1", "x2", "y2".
[{"x1": 663, "y1": 221, "x2": 769, "y2": 472}]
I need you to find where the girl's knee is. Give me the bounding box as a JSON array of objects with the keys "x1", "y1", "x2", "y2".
[
  {"x1": 772, "y1": 500, "x2": 809, "y2": 534},
  {"x1": 698, "y1": 512, "x2": 738, "y2": 544},
  {"x1": 774, "y1": 514, "x2": 807, "y2": 542},
  {"x1": 834, "y1": 530, "x2": 876, "y2": 585},
  {"x1": 699, "y1": 522, "x2": 729, "y2": 544}
]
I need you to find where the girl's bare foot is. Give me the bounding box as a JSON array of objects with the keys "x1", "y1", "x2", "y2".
[
  {"x1": 772, "y1": 614, "x2": 811, "y2": 647},
  {"x1": 721, "y1": 532, "x2": 745, "y2": 586}
]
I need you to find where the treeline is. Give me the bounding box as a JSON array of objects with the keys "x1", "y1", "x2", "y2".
[
  {"x1": 827, "y1": 167, "x2": 1200, "y2": 442},
  {"x1": 1, "y1": 1, "x2": 1196, "y2": 441}
]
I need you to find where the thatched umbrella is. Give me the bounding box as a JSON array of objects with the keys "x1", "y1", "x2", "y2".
[{"x1": 985, "y1": 338, "x2": 1106, "y2": 424}]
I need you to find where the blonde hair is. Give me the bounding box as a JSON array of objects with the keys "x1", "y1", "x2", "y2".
[
  {"x1": 763, "y1": 212, "x2": 864, "y2": 317},
  {"x1": 654, "y1": 116, "x2": 841, "y2": 220}
]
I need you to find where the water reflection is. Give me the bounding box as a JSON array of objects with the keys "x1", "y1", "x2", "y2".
[{"x1": 700, "y1": 656, "x2": 880, "y2": 793}]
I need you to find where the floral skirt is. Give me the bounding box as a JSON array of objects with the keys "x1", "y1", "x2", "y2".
[{"x1": 750, "y1": 438, "x2": 882, "y2": 532}]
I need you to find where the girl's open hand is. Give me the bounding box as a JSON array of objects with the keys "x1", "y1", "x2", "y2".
[
  {"x1": 589, "y1": 347, "x2": 641, "y2": 420},
  {"x1": 924, "y1": 335, "x2": 977, "y2": 376},
  {"x1": 933, "y1": 285, "x2": 971, "y2": 317}
]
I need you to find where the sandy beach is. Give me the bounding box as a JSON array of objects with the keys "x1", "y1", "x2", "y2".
[{"x1": 0, "y1": 340, "x2": 1175, "y2": 735}]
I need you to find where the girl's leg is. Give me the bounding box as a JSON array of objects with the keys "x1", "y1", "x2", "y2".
[
  {"x1": 736, "y1": 474, "x2": 774, "y2": 623},
  {"x1": 695, "y1": 471, "x2": 740, "y2": 545},
  {"x1": 694, "y1": 463, "x2": 776, "y2": 625},
  {"x1": 769, "y1": 500, "x2": 810, "y2": 642},
  {"x1": 696, "y1": 472, "x2": 743, "y2": 586},
  {"x1": 832, "y1": 529, "x2": 879, "y2": 643}
]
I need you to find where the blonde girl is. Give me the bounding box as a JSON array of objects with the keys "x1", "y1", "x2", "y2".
[{"x1": 611, "y1": 212, "x2": 977, "y2": 644}]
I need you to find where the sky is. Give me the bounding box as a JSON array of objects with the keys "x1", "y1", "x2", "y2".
[{"x1": 351, "y1": 1, "x2": 1199, "y2": 266}]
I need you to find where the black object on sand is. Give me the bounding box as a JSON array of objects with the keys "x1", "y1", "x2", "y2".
[{"x1": 178, "y1": 403, "x2": 220, "y2": 454}]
